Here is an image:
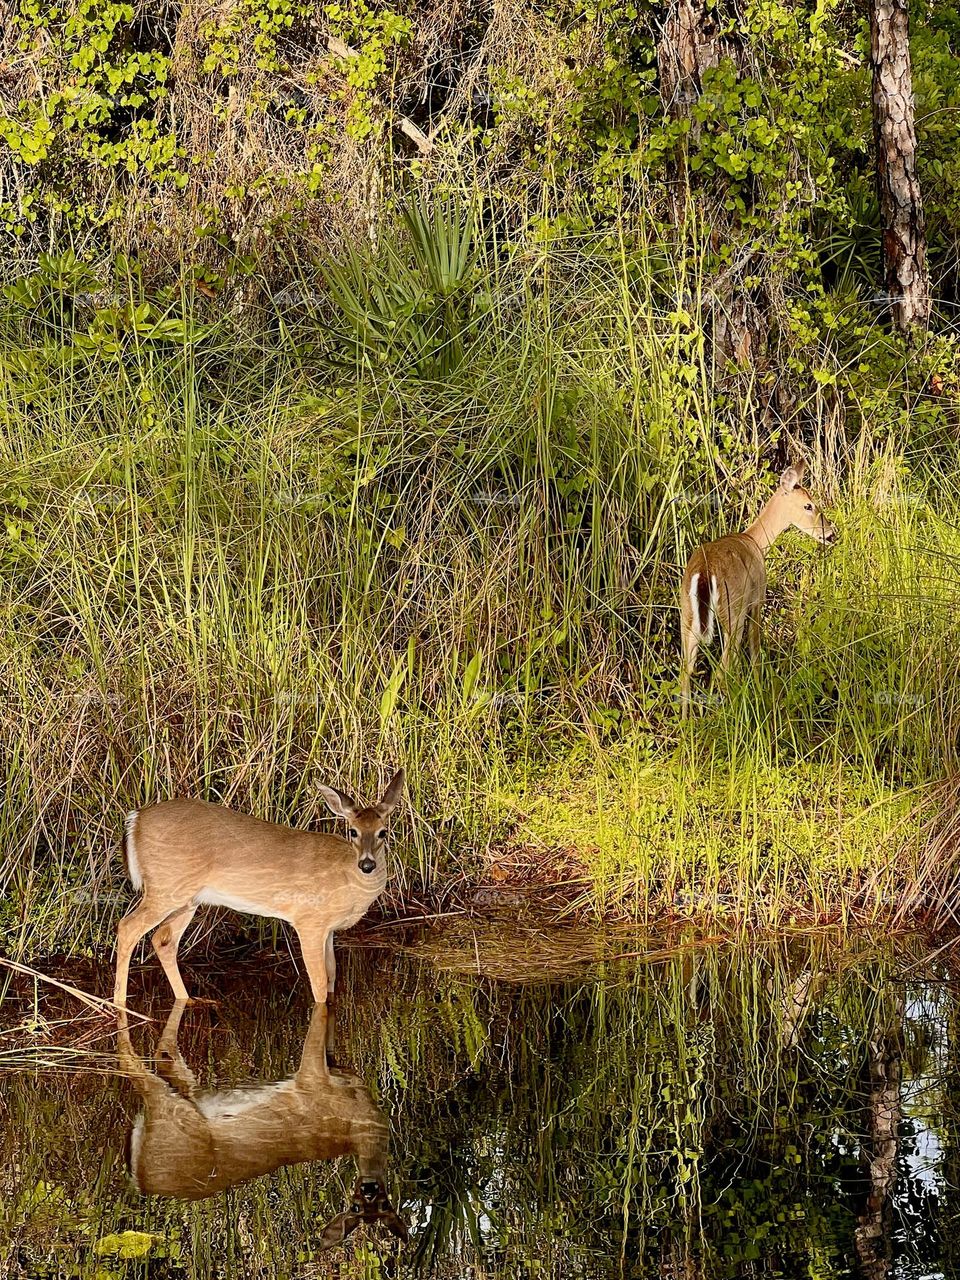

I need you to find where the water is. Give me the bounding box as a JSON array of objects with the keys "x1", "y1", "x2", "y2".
[{"x1": 2, "y1": 927, "x2": 959, "y2": 1278}]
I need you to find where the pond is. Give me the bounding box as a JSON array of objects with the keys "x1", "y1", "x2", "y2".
[{"x1": 1, "y1": 925, "x2": 958, "y2": 1278}]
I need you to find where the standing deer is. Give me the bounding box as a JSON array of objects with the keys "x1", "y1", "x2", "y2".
[
  {"x1": 113, "y1": 770, "x2": 405, "y2": 1008},
  {"x1": 679, "y1": 462, "x2": 835, "y2": 717},
  {"x1": 118, "y1": 1002, "x2": 409, "y2": 1249}
]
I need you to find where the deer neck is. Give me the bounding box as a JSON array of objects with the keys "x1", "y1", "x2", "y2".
[
  {"x1": 742, "y1": 490, "x2": 791, "y2": 554},
  {"x1": 357, "y1": 1149, "x2": 389, "y2": 1185}
]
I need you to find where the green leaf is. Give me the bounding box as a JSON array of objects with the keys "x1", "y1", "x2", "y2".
[
  {"x1": 95, "y1": 1231, "x2": 157, "y2": 1259},
  {"x1": 462, "y1": 650, "x2": 482, "y2": 704},
  {"x1": 379, "y1": 657, "x2": 407, "y2": 724}
]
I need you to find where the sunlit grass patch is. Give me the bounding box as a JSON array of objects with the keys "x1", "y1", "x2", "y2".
[{"x1": 505, "y1": 739, "x2": 927, "y2": 925}]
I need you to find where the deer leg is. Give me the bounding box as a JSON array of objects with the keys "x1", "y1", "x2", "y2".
[
  {"x1": 156, "y1": 997, "x2": 189, "y2": 1050},
  {"x1": 115, "y1": 1009, "x2": 143, "y2": 1079},
  {"x1": 717, "y1": 614, "x2": 748, "y2": 694},
  {"x1": 680, "y1": 620, "x2": 700, "y2": 720},
  {"x1": 114, "y1": 898, "x2": 186, "y2": 1009},
  {"x1": 325, "y1": 932, "x2": 337, "y2": 1000},
  {"x1": 151, "y1": 905, "x2": 197, "y2": 1003},
  {"x1": 746, "y1": 605, "x2": 761, "y2": 663},
  {"x1": 296, "y1": 1004, "x2": 334, "y2": 1086},
  {"x1": 154, "y1": 1000, "x2": 199, "y2": 1096},
  {"x1": 294, "y1": 923, "x2": 330, "y2": 1004}
]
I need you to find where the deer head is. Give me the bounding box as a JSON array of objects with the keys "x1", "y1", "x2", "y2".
[
  {"x1": 318, "y1": 769, "x2": 405, "y2": 876},
  {"x1": 319, "y1": 1175, "x2": 409, "y2": 1249},
  {"x1": 776, "y1": 461, "x2": 836, "y2": 544}
]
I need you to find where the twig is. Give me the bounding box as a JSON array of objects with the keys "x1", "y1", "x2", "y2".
[
  {"x1": 0, "y1": 957, "x2": 151, "y2": 1021},
  {"x1": 360, "y1": 909, "x2": 469, "y2": 931},
  {"x1": 895, "y1": 933, "x2": 960, "y2": 976}
]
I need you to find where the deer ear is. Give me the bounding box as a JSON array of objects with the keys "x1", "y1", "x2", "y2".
[
  {"x1": 779, "y1": 462, "x2": 804, "y2": 492},
  {"x1": 318, "y1": 785, "x2": 359, "y2": 821},
  {"x1": 318, "y1": 1211, "x2": 361, "y2": 1250},
  {"x1": 376, "y1": 769, "x2": 405, "y2": 818}
]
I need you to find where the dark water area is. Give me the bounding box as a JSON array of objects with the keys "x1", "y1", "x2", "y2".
[{"x1": 2, "y1": 928, "x2": 959, "y2": 1278}]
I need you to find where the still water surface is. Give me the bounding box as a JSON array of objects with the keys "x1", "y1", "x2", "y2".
[{"x1": 2, "y1": 928, "x2": 958, "y2": 1278}]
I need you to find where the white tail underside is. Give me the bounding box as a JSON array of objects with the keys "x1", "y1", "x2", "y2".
[
  {"x1": 687, "y1": 572, "x2": 717, "y2": 644},
  {"x1": 129, "y1": 1113, "x2": 144, "y2": 1169},
  {"x1": 125, "y1": 810, "x2": 143, "y2": 891}
]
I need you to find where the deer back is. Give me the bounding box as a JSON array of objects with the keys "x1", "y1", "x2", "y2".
[
  {"x1": 683, "y1": 534, "x2": 767, "y2": 629},
  {"x1": 128, "y1": 800, "x2": 387, "y2": 926}
]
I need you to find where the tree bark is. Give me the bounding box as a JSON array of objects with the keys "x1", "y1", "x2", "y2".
[
  {"x1": 870, "y1": 0, "x2": 931, "y2": 333},
  {"x1": 658, "y1": 0, "x2": 723, "y2": 117},
  {"x1": 855, "y1": 994, "x2": 903, "y2": 1280}
]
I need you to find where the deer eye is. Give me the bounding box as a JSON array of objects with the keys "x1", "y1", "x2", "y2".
[
  {"x1": 804, "y1": 503, "x2": 813, "y2": 511},
  {"x1": 348, "y1": 827, "x2": 359, "y2": 839},
  {"x1": 377, "y1": 829, "x2": 387, "y2": 840}
]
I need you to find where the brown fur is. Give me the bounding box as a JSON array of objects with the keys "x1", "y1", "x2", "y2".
[
  {"x1": 679, "y1": 463, "x2": 835, "y2": 717},
  {"x1": 113, "y1": 771, "x2": 404, "y2": 1008},
  {"x1": 119, "y1": 1004, "x2": 408, "y2": 1246}
]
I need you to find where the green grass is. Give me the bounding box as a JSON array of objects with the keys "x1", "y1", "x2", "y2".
[
  {"x1": 1, "y1": 213, "x2": 959, "y2": 953},
  {"x1": 507, "y1": 742, "x2": 924, "y2": 923}
]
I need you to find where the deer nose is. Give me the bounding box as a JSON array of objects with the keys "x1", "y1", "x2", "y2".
[{"x1": 359, "y1": 857, "x2": 377, "y2": 874}]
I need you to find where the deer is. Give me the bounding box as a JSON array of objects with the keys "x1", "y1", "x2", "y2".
[
  {"x1": 679, "y1": 461, "x2": 835, "y2": 717},
  {"x1": 117, "y1": 1002, "x2": 409, "y2": 1250},
  {"x1": 113, "y1": 770, "x2": 405, "y2": 1009}
]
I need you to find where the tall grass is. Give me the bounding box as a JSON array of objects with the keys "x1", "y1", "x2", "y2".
[{"x1": 1, "y1": 205, "x2": 959, "y2": 953}]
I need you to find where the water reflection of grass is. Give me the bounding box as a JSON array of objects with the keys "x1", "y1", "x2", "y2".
[{"x1": 1, "y1": 935, "x2": 954, "y2": 1278}]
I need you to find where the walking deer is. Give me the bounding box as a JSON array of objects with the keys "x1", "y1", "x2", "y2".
[
  {"x1": 118, "y1": 1002, "x2": 409, "y2": 1249},
  {"x1": 113, "y1": 770, "x2": 405, "y2": 1008},
  {"x1": 679, "y1": 462, "x2": 835, "y2": 717}
]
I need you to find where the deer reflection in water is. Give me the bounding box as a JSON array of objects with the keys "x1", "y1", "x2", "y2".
[{"x1": 116, "y1": 1002, "x2": 409, "y2": 1250}]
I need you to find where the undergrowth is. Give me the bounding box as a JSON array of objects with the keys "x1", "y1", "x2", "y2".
[{"x1": 1, "y1": 204, "x2": 959, "y2": 953}]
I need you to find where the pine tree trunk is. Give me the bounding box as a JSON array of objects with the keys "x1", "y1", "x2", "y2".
[
  {"x1": 870, "y1": 0, "x2": 931, "y2": 333},
  {"x1": 658, "y1": 0, "x2": 722, "y2": 117}
]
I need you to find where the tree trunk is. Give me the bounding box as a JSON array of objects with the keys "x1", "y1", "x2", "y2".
[
  {"x1": 855, "y1": 994, "x2": 903, "y2": 1280},
  {"x1": 870, "y1": 0, "x2": 931, "y2": 333},
  {"x1": 658, "y1": 0, "x2": 723, "y2": 117}
]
